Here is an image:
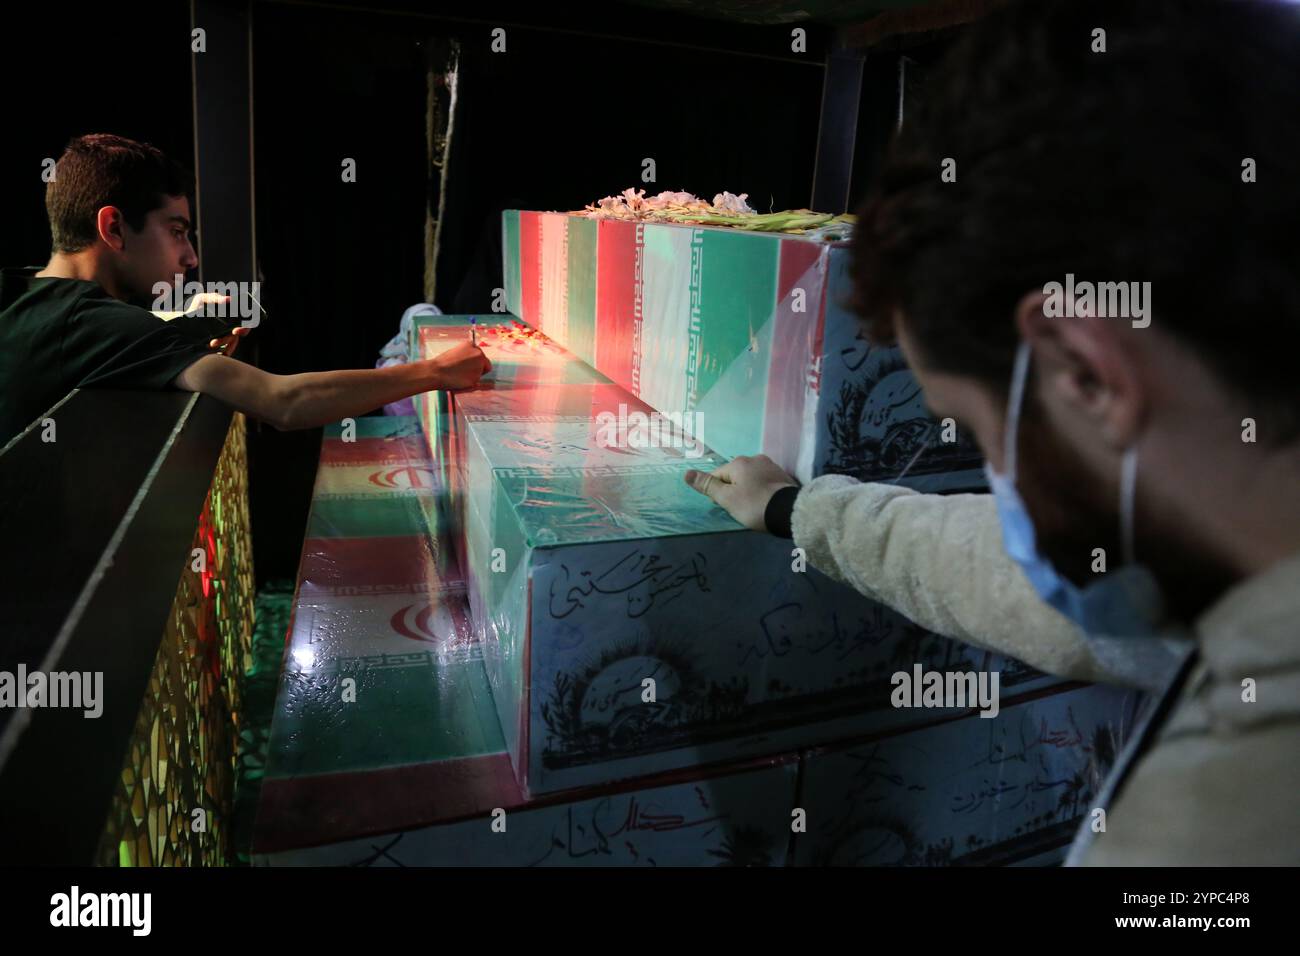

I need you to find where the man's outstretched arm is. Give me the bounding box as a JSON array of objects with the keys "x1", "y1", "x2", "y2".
[
  {"x1": 684, "y1": 455, "x2": 1178, "y2": 692},
  {"x1": 172, "y1": 341, "x2": 490, "y2": 430}
]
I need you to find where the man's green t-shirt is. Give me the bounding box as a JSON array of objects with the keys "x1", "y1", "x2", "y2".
[{"x1": 0, "y1": 267, "x2": 228, "y2": 447}]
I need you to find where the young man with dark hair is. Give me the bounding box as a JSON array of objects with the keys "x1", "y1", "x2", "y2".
[
  {"x1": 0, "y1": 133, "x2": 488, "y2": 447},
  {"x1": 687, "y1": 0, "x2": 1300, "y2": 863}
]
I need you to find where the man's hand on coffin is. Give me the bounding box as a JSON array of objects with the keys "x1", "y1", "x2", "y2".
[
  {"x1": 684, "y1": 455, "x2": 798, "y2": 533},
  {"x1": 430, "y1": 341, "x2": 493, "y2": 390}
]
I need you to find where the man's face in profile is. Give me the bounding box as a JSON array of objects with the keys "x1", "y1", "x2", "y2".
[
  {"x1": 895, "y1": 319, "x2": 1121, "y2": 588},
  {"x1": 114, "y1": 193, "x2": 199, "y2": 304}
]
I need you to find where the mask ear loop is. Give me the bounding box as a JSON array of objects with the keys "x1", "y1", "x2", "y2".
[
  {"x1": 1120, "y1": 444, "x2": 1139, "y2": 565},
  {"x1": 1003, "y1": 341, "x2": 1033, "y2": 482}
]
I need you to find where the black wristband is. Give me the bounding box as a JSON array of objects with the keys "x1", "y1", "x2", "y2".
[{"x1": 764, "y1": 484, "x2": 799, "y2": 539}]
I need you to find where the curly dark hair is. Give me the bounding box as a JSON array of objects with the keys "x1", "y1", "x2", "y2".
[{"x1": 851, "y1": 0, "x2": 1300, "y2": 440}]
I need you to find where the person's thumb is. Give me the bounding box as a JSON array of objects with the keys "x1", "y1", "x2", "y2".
[{"x1": 684, "y1": 468, "x2": 728, "y2": 504}]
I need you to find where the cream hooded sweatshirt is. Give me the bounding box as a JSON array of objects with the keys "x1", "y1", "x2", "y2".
[{"x1": 791, "y1": 476, "x2": 1300, "y2": 865}]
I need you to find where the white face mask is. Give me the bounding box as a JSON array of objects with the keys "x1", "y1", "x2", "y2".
[{"x1": 984, "y1": 342, "x2": 1165, "y2": 638}]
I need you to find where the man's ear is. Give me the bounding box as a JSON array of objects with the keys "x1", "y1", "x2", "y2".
[
  {"x1": 1013, "y1": 289, "x2": 1145, "y2": 449},
  {"x1": 96, "y1": 206, "x2": 126, "y2": 251}
]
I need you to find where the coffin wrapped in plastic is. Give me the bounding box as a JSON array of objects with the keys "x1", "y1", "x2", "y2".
[
  {"x1": 502, "y1": 211, "x2": 986, "y2": 490},
  {"x1": 413, "y1": 317, "x2": 1061, "y2": 797}
]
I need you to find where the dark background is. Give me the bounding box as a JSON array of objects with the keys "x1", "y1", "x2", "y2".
[{"x1": 1, "y1": 0, "x2": 939, "y2": 583}]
